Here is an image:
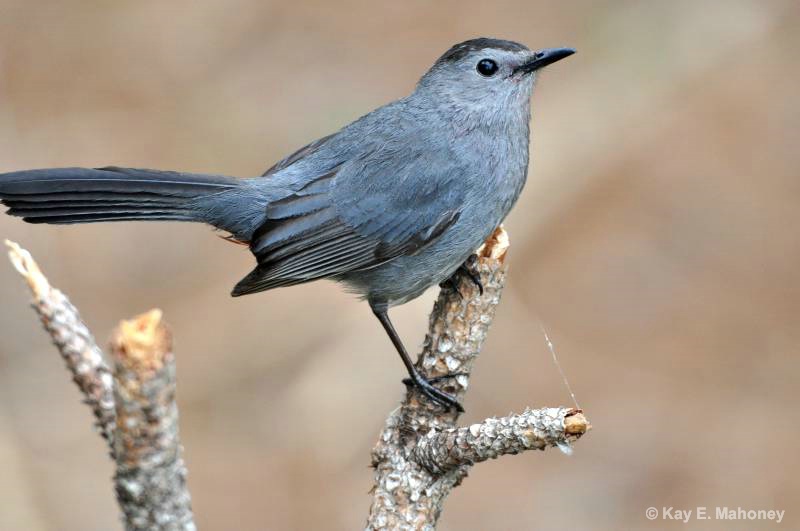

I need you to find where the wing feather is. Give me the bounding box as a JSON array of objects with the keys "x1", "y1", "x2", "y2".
[{"x1": 233, "y1": 125, "x2": 467, "y2": 297}]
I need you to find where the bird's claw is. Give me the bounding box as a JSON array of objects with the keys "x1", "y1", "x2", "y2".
[
  {"x1": 402, "y1": 372, "x2": 468, "y2": 386},
  {"x1": 461, "y1": 254, "x2": 484, "y2": 296},
  {"x1": 439, "y1": 254, "x2": 484, "y2": 299},
  {"x1": 402, "y1": 372, "x2": 465, "y2": 412}
]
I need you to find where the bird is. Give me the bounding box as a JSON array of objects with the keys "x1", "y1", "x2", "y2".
[{"x1": 0, "y1": 38, "x2": 574, "y2": 412}]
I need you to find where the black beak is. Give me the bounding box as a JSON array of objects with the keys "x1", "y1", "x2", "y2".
[{"x1": 515, "y1": 47, "x2": 576, "y2": 75}]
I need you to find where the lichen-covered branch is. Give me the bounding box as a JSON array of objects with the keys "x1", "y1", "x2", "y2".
[
  {"x1": 6, "y1": 241, "x2": 195, "y2": 531},
  {"x1": 111, "y1": 310, "x2": 195, "y2": 531},
  {"x1": 5, "y1": 240, "x2": 117, "y2": 455},
  {"x1": 411, "y1": 408, "x2": 589, "y2": 475},
  {"x1": 367, "y1": 227, "x2": 590, "y2": 529}
]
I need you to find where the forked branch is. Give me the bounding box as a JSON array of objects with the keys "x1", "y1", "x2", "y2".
[{"x1": 366, "y1": 227, "x2": 589, "y2": 529}]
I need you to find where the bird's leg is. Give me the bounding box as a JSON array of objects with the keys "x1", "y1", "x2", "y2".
[
  {"x1": 439, "y1": 253, "x2": 484, "y2": 298},
  {"x1": 371, "y1": 304, "x2": 464, "y2": 413}
]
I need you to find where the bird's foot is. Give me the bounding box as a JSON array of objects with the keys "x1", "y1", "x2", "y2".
[
  {"x1": 402, "y1": 371, "x2": 465, "y2": 412},
  {"x1": 402, "y1": 372, "x2": 467, "y2": 386},
  {"x1": 439, "y1": 254, "x2": 484, "y2": 299}
]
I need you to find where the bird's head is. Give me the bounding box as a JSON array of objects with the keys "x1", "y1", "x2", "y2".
[{"x1": 416, "y1": 38, "x2": 574, "y2": 119}]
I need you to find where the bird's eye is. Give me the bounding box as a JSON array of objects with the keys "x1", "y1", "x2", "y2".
[{"x1": 476, "y1": 59, "x2": 499, "y2": 77}]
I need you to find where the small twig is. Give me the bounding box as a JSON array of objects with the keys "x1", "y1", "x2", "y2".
[
  {"x1": 411, "y1": 408, "x2": 589, "y2": 474},
  {"x1": 5, "y1": 240, "x2": 117, "y2": 455}
]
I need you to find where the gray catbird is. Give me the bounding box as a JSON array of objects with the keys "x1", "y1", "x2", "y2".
[{"x1": 0, "y1": 38, "x2": 574, "y2": 411}]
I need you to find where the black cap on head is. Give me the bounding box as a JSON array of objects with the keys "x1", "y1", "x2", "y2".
[{"x1": 435, "y1": 38, "x2": 529, "y2": 66}]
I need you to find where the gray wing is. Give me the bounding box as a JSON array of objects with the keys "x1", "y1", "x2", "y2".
[{"x1": 231, "y1": 147, "x2": 465, "y2": 296}]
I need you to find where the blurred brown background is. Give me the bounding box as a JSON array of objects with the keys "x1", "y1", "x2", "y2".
[{"x1": 0, "y1": 1, "x2": 797, "y2": 529}]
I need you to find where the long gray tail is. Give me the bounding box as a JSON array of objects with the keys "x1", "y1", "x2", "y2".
[{"x1": 0, "y1": 166, "x2": 253, "y2": 235}]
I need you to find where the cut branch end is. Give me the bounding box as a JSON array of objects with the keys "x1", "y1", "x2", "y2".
[
  {"x1": 111, "y1": 309, "x2": 171, "y2": 373},
  {"x1": 476, "y1": 225, "x2": 510, "y2": 263},
  {"x1": 5, "y1": 239, "x2": 51, "y2": 299},
  {"x1": 564, "y1": 410, "x2": 590, "y2": 435}
]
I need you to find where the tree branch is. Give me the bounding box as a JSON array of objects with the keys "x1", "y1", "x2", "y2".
[
  {"x1": 111, "y1": 310, "x2": 195, "y2": 531},
  {"x1": 367, "y1": 227, "x2": 590, "y2": 529},
  {"x1": 5, "y1": 240, "x2": 117, "y2": 455},
  {"x1": 411, "y1": 408, "x2": 589, "y2": 475},
  {"x1": 6, "y1": 241, "x2": 195, "y2": 531}
]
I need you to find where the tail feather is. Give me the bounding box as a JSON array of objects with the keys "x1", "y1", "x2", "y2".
[
  {"x1": 0, "y1": 166, "x2": 235, "y2": 195},
  {"x1": 22, "y1": 212, "x2": 199, "y2": 224},
  {"x1": 7, "y1": 203, "x2": 194, "y2": 219},
  {"x1": 4, "y1": 198, "x2": 175, "y2": 207},
  {"x1": 0, "y1": 166, "x2": 240, "y2": 226},
  {"x1": 0, "y1": 191, "x2": 186, "y2": 203}
]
